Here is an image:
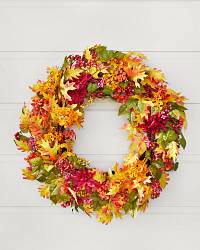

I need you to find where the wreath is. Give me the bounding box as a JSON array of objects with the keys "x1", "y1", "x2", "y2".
[{"x1": 14, "y1": 45, "x2": 187, "y2": 224}]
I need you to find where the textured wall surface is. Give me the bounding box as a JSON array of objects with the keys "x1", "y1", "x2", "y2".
[{"x1": 0, "y1": 1, "x2": 200, "y2": 250}]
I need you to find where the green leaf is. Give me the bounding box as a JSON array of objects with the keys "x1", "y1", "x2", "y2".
[
  {"x1": 173, "y1": 162, "x2": 179, "y2": 171},
  {"x1": 102, "y1": 86, "x2": 114, "y2": 96},
  {"x1": 119, "y1": 81, "x2": 128, "y2": 88},
  {"x1": 156, "y1": 129, "x2": 178, "y2": 149},
  {"x1": 87, "y1": 83, "x2": 97, "y2": 93},
  {"x1": 61, "y1": 193, "x2": 70, "y2": 203},
  {"x1": 61, "y1": 56, "x2": 69, "y2": 70},
  {"x1": 126, "y1": 97, "x2": 138, "y2": 109},
  {"x1": 151, "y1": 159, "x2": 164, "y2": 168},
  {"x1": 150, "y1": 165, "x2": 162, "y2": 180},
  {"x1": 166, "y1": 129, "x2": 178, "y2": 143},
  {"x1": 118, "y1": 97, "x2": 138, "y2": 116},
  {"x1": 95, "y1": 45, "x2": 125, "y2": 61},
  {"x1": 36, "y1": 174, "x2": 47, "y2": 182},
  {"x1": 15, "y1": 140, "x2": 30, "y2": 152},
  {"x1": 50, "y1": 195, "x2": 60, "y2": 204},
  {"x1": 123, "y1": 191, "x2": 138, "y2": 215},
  {"x1": 180, "y1": 133, "x2": 186, "y2": 149},
  {"x1": 137, "y1": 100, "x2": 145, "y2": 112},
  {"x1": 44, "y1": 164, "x2": 54, "y2": 172},
  {"x1": 134, "y1": 86, "x2": 145, "y2": 94},
  {"x1": 30, "y1": 157, "x2": 43, "y2": 167},
  {"x1": 145, "y1": 150, "x2": 151, "y2": 160},
  {"x1": 91, "y1": 192, "x2": 107, "y2": 210},
  {"x1": 169, "y1": 102, "x2": 187, "y2": 111},
  {"x1": 118, "y1": 104, "x2": 128, "y2": 115},
  {"x1": 68, "y1": 155, "x2": 90, "y2": 169}
]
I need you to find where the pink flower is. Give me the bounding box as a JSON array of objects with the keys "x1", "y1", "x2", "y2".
[{"x1": 98, "y1": 78, "x2": 105, "y2": 88}]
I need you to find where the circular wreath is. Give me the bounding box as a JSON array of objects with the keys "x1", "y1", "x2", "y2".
[{"x1": 14, "y1": 45, "x2": 187, "y2": 224}]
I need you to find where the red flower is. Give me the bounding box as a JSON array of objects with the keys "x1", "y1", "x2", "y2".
[
  {"x1": 68, "y1": 73, "x2": 92, "y2": 105},
  {"x1": 138, "y1": 109, "x2": 170, "y2": 135},
  {"x1": 65, "y1": 168, "x2": 100, "y2": 193}
]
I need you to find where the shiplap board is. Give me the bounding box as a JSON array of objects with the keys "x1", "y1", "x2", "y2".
[
  {"x1": 0, "y1": 155, "x2": 200, "y2": 208},
  {"x1": 0, "y1": 51, "x2": 199, "y2": 103},
  {"x1": 0, "y1": 207, "x2": 200, "y2": 250},
  {"x1": 0, "y1": 1, "x2": 200, "y2": 51},
  {"x1": 0, "y1": 102, "x2": 196, "y2": 155}
]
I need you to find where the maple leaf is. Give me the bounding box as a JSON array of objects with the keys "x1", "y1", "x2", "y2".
[
  {"x1": 124, "y1": 63, "x2": 147, "y2": 87},
  {"x1": 148, "y1": 68, "x2": 166, "y2": 82},
  {"x1": 38, "y1": 140, "x2": 59, "y2": 160},
  {"x1": 15, "y1": 140, "x2": 30, "y2": 152},
  {"x1": 166, "y1": 141, "x2": 179, "y2": 161},
  {"x1": 138, "y1": 186, "x2": 151, "y2": 212},
  {"x1": 137, "y1": 140, "x2": 147, "y2": 155},
  {"x1": 97, "y1": 204, "x2": 113, "y2": 224},
  {"x1": 107, "y1": 184, "x2": 120, "y2": 195},
  {"x1": 84, "y1": 47, "x2": 92, "y2": 61},
  {"x1": 64, "y1": 67, "x2": 82, "y2": 80},
  {"x1": 20, "y1": 106, "x2": 30, "y2": 133},
  {"x1": 29, "y1": 121, "x2": 43, "y2": 139},
  {"x1": 123, "y1": 153, "x2": 138, "y2": 166},
  {"x1": 159, "y1": 172, "x2": 169, "y2": 189},
  {"x1": 22, "y1": 168, "x2": 36, "y2": 180},
  {"x1": 87, "y1": 66, "x2": 108, "y2": 79},
  {"x1": 39, "y1": 184, "x2": 50, "y2": 198},
  {"x1": 93, "y1": 170, "x2": 106, "y2": 183},
  {"x1": 60, "y1": 76, "x2": 76, "y2": 100}
]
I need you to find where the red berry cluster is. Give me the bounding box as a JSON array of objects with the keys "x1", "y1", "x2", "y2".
[{"x1": 151, "y1": 179, "x2": 162, "y2": 199}]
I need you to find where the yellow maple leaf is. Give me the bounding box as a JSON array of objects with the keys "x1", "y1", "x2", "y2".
[
  {"x1": 159, "y1": 172, "x2": 169, "y2": 189},
  {"x1": 60, "y1": 76, "x2": 76, "y2": 100},
  {"x1": 97, "y1": 204, "x2": 113, "y2": 224},
  {"x1": 64, "y1": 67, "x2": 82, "y2": 80},
  {"x1": 137, "y1": 140, "x2": 147, "y2": 155},
  {"x1": 84, "y1": 47, "x2": 92, "y2": 61},
  {"x1": 107, "y1": 184, "x2": 120, "y2": 196},
  {"x1": 20, "y1": 106, "x2": 30, "y2": 133},
  {"x1": 166, "y1": 141, "x2": 179, "y2": 161},
  {"x1": 148, "y1": 68, "x2": 166, "y2": 82},
  {"x1": 22, "y1": 168, "x2": 36, "y2": 180},
  {"x1": 38, "y1": 139, "x2": 59, "y2": 160},
  {"x1": 93, "y1": 170, "x2": 106, "y2": 183},
  {"x1": 15, "y1": 140, "x2": 30, "y2": 152},
  {"x1": 123, "y1": 153, "x2": 138, "y2": 166},
  {"x1": 39, "y1": 184, "x2": 50, "y2": 198},
  {"x1": 124, "y1": 62, "x2": 147, "y2": 87}
]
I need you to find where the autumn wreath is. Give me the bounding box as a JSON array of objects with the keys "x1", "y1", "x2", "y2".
[{"x1": 14, "y1": 45, "x2": 187, "y2": 224}]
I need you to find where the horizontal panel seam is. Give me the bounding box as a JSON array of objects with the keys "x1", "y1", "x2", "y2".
[
  {"x1": 0, "y1": 205, "x2": 200, "y2": 208},
  {"x1": 1, "y1": 50, "x2": 200, "y2": 53},
  {"x1": 0, "y1": 102, "x2": 198, "y2": 105},
  {"x1": 0, "y1": 153, "x2": 200, "y2": 157}
]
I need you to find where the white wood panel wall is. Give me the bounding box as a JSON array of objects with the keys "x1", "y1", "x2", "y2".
[{"x1": 0, "y1": 1, "x2": 200, "y2": 250}]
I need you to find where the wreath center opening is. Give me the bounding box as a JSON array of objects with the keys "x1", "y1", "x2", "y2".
[{"x1": 73, "y1": 99, "x2": 129, "y2": 170}]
